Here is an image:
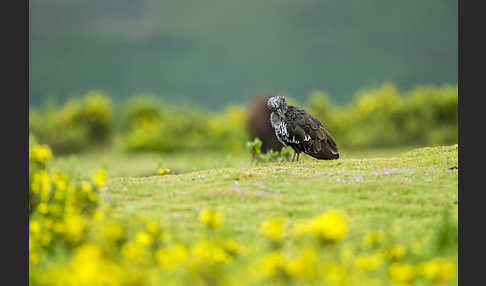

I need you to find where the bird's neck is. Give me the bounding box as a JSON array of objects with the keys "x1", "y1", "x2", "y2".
[{"x1": 270, "y1": 112, "x2": 284, "y2": 128}]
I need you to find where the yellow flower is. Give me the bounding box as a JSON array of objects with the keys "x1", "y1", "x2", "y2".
[
  {"x1": 146, "y1": 221, "x2": 161, "y2": 235},
  {"x1": 261, "y1": 251, "x2": 287, "y2": 277},
  {"x1": 198, "y1": 208, "x2": 223, "y2": 230},
  {"x1": 260, "y1": 217, "x2": 286, "y2": 241},
  {"x1": 191, "y1": 240, "x2": 231, "y2": 265},
  {"x1": 92, "y1": 169, "x2": 108, "y2": 188},
  {"x1": 64, "y1": 214, "x2": 86, "y2": 243},
  {"x1": 297, "y1": 210, "x2": 349, "y2": 244},
  {"x1": 81, "y1": 181, "x2": 93, "y2": 193},
  {"x1": 31, "y1": 144, "x2": 52, "y2": 163},
  {"x1": 355, "y1": 253, "x2": 384, "y2": 271},
  {"x1": 30, "y1": 220, "x2": 41, "y2": 233},
  {"x1": 93, "y1": 209, "x2": 105, "y2": 221},
  {"x1": 101, "y1": 222, "x2": 125, "y2": 244},
  {"x1": 136, "y1": 231, "x2": 153, "y2": 246},
  {"x1": 53, "y1": 222, "x2": 65, "y2": 234},
  {"x1": 363, "y1": 230, "x2": 385, "y2": 248},
  {"x1": 156, "y1": 243, "x2": 187, "y2": 269},
  {"x1": 73, "y1": 243, "x2": 103, "y2": 263},
  {"x1": 286, "y1": 248, "x2": 317, "y2": 278},
  {"x1": 388, "y1": 262, "x2": 415, "y2": 283},
  {"x1": 418, "y1": 258, "x2": 455, "y2": 283},
  {"x1": 121, "y1": 241, "x2": 150, "y2": 264},
  {"x1": 38, "y1": 203, "x2": 49, "y2": 214},
  {"x1": 29, "y1": 238, "x2": 40, "y2": 264},
  {"x1": 31, "y1": 170, "x2": 51, "y2": 200},
  {"x1": 222, "y1": 239, "x2": 241, "y2": 256},
  {"x1": 388, "y1": 244, "x2": 406, "y2": 261},
  {"x1": 69, "y1": 243, "x2": 123, "y2": 285},
  {"x1": 322, "y1": 263, "x2": 348, "y2": 285},
  {"x1": 30, "y1": 252, "x2": 40, "y2": 265},
  {"x1": 157, "y1": 168, "x2": 170, "y2": 175},
  {"x1": 52, "y1": 172, "x2": 68, "y2": 196}
]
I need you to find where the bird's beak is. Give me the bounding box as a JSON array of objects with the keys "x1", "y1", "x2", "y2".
[{"x1": 277, "y1": 110, "x2": 286, "y2": 119}]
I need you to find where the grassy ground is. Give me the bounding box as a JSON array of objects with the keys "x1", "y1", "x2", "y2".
[
  {"x1": 85, "y1": 145, "x2": 459, "y2": 247},
  {"x1": 50, "y1": 145, "x2": 419, "y2": 179}
]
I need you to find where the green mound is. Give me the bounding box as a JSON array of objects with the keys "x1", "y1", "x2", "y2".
[{"x1": 106, "y1": 145, "x2": 458, "y2": 244}]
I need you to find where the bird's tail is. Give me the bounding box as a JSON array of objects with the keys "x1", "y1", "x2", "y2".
[{"x1": 309, "y1": 137, "x2": 339, "y2": 160}]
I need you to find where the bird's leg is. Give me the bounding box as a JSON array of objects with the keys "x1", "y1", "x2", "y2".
[
  {"x1": 297, "y1": 153, "x2": 300, "y2": 161},
  {"x1": 291, "y1": 152, "x2": 296, "y2": 162}
]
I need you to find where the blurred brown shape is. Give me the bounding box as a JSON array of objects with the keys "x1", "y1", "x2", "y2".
[{"x1": 247, "y1": 93, "x2": 284, "y2": 153}]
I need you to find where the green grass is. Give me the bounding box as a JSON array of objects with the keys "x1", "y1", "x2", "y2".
[
  {"x1": 49, "y1": 145, "x2": 418, "y2": 179},
  {"x1": 88, "y1": 145, "x2": 458, "y2": 247}
]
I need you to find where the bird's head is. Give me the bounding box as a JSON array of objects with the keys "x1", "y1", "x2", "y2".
[{"x1": 267, "y1": 96, "x2": 288, "y2": 119}]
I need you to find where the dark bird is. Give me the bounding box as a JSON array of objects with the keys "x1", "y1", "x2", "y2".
[
  {"x1": 247, "y1": 93, "x2": 284, "y2": 153},
  {"x1": 267, "y1": 96, "x2": 339, "y2": 161}
]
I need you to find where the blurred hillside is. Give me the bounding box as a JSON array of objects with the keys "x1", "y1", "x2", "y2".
[
  {"x1": 30, "y1": 0, "x2": 457, "y2": 109},
  {"x1": 29, "y1": 83, "x2": 457, "y2": 155}
]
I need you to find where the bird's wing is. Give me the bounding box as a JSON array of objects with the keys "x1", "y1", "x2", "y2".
[
  {"x1": 285, "y1": 108, "x2": 311, "y2": 143},
  {"x1": 308, "y1": 114, "x2": 338, "y2": 153},
  {"x1": 286, "y1": 106, "x2": 339, "y2": 158}
]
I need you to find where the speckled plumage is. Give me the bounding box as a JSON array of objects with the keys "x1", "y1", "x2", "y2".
[{"x1": 268, "y1": 96, "x2": 339, "y2": 160}]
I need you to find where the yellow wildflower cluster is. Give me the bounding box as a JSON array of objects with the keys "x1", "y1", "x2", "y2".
[
  {"x1": 157, "y1": 168, "x2": 171, "y2": 175},
  {"x1": 388, "y1": 262, "x2": 415, "y2": 284},
  {"x1": 92, "y1": 168, "x2": 108, "y2": 188},
  {"x1": 29, "y1": 142, "x2": 458, "y2": 286},
  {"x1": 363, "y1": 230, "x2": 385, "y2": 248},
  {"x1": 29, "y1": 142, "x2": 104, "y2": 267},
  {"x1": 294, "y1": 209, "x2": 349, "y2": 244},
  {"x1": 418, "y1": 258, "x2": 455, "y2": 284},
  {"x1": 198, "y1": 208, "x2": 223, "y2": 230},
  {"x1": 30, "y1": 144, "x2": 53, "y2": 164},
  {"x1": 355, "y1": 253, "x2": 384, "y2": 271},
  {"x1": 260, "y1": 217, "x2": 286, "y2": 242}
]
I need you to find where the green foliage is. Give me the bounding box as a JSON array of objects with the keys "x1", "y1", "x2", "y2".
[
  {"x1": 307, "y1": 83, "x2": 458, "y2": 149},
  {"x1": 123, "y1": 96, "x2": 248, "y2": 153},
  {"x1": 29, "y1": 82, "x2": 457, "y2": 155},
  {"x1": 246, "y1": 137, "x2": 262, "y2": 160},
  {"x1": 29, "y1": 90, "x2": 114, "y2": 154},
  {"x1": 121, "y1": 95, "x2": 162, "y2": 130},
  {"x1": 246, "y1": 138, "x2": 293, "y2": 163},
  {"x1": 429, "y1": 209, "x2": 458, "y2": 256}
]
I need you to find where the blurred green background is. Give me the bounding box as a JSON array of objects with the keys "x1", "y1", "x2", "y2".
[
  {"x1": 29, "y1": 0, "x2": 457, "y2": 170},
  {"x1": 30, "y1": 0, "x2": 457, "y2": 108}
]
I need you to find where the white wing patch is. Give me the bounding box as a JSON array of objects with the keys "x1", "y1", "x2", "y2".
[{"x1": 271, "y1": 112, "x2": 311, "y2": 145}]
